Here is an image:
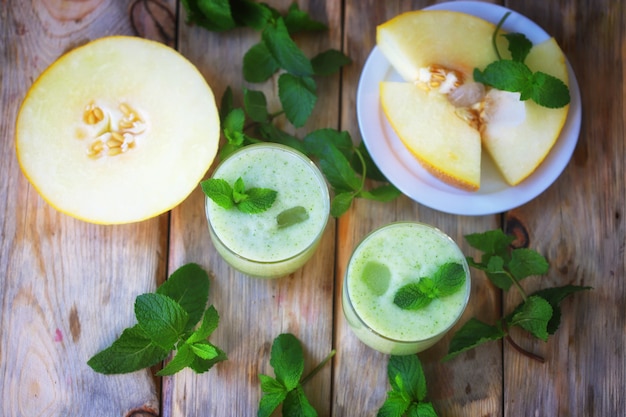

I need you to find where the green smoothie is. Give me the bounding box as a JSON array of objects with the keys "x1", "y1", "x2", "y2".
[
  {"x1": 205, "y1": 143, "x2": 329, "y2": 278},
  {"x1": 342, "y1": 222, "x2": 470, "y2": 354}
]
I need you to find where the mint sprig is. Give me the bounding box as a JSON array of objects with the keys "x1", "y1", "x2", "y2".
[
  {"x1": 376, "y1": 355, "x2": 439, "y2": 417},
  {"x1": 258, "y1": 333, "x2": 335, "y2": 417},
  {"x1": 473, "y1": 12, "x2": 570, "y2": 108},
  {"x1": 87, "y1": 263, "x2": 227, "y2": 375},
  {"x1": 184, "y1": 0, "x2": 399, "y2": 217},
  {"x1": 393, "y1": 262, "x2": 465, "y2": 311},
  {"x1": 444, "y1": 229, "x2": 591, "y2": 362},
  {"x1": 201, "y1": 176, "x2": 277, "y2": 214}
]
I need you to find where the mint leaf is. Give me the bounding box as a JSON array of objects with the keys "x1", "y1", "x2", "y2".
[
  {"x1": 201, "y1": 178, "x2": 235, "y2": 209},
  {"x1": 393, "y1": 283, "x2": 432, "y2": 311},
  {"x1": 262, "y1": 17, "x2": 313, "y2": 76},
  {"x1": 509, "y1": 248, "x2": 549, "y2": 280},
  {"x1": 277, "y1": 206, "x2": 310, "y2": 229},
  {"x1": 474, "y1": 60, "x2": 533, "y2": 94},
  {"x1": 87, "y1": 324, "x2": 168, "y2": 374},
  {"x1": 431, "y1": 262, "x2": 466, "y2": 296},
  {"x1": 190, "y1": 341, "x2": 219, "y2": 360},
  {"x1": 388, "y1": 354, "x2": 427, "y2": 401},
  {"x1": 258, "y1": 374, "x2": 288, "y2": 417},
  {"x1": 319, "y1": 144, "x2": 361, "y2": 192},
  {"x1": 230, "y1": 0, "x2": 273, "y2": 30},
  {"x1": 220, "y1": 86, "x2": 234, "y2": 124},
  {"x1": 243, "y1": 42, "x2": 280, "y2": 82},
  {"x1": 135, "y1": 293, "x2": 189, "y2": 350},
  {"x1": 303, "y1": 128, "x2": 353, "y2": 160},
  {"x1": 232, "y1": 177, "x2": 247, "y2": 203},
  {"x1": 330, "y1": 192, "x2": 355, "y2": 218},
  {"x1": 203, "y1": 177, "x2": 277, "y2": 214},
  {"x1": 244, "y1": 88, "x2": 269, "y2": 122},
  {"x1": 270, "y1": 333, "x2": 304, "y2": 391},
  {"x1": 394, "y1": 263, "x2": 465, "y2": 311},
  {"x1": 278, "y1": 73, "x2": 317, "y2": 127},
  {"x1": 187, "y1": 305, "x2": 220, "y2": 344},
  {"x1": 412, "y1": 403, "x2": 438, "y2": 417},
  {"x1": 507, "y1": 295, "x2": 553, "y2": 341},
  {"x1": 377, "y1": 355, "x2": 438, "y2": 417},
  {"x1": 443, "y1": 318, "x2": 506, "y2": 361},
  {"x1": 377, "y1": 390, "x2": 410, "y2": 417},
  {"x1": 89, "y1": 263, "x2": 226, "y2": 376},
  {"x1": 157, "y1": 263, "x2": 209, "y2": 331},
  {"x1": 157, "y1": 344, "x2": 195, "y2": 376},
  {"x1": 529, "y1": 71, "x2": 571, "y2": 108},
  {"x1": 224, "y1": 107, "x2": 245, "y2": 136},
  {"x1": 238, "y1": 187, "x2": 278, "y2": 213},
  {"x1": 283, "y1": 385, "x2": 318, "y2": 417},
  {"x1": 284, "y1": 3, "x2": 327, "y2": 33},
  {"x1": 464, "y1": 229, "x2": 514, "y2": 259},
  {"x1": 181, "y1": 0, "x2": 236, "y2": 31},
  {"x1": 258, "y1": 122, "x2": 307, "y2": 153},
  {"x1": 503, "y1": 33, "x2": 533, "y2": 62},
  {"x1": 484, "y1": 255, "x2": 514, "y2": 290},
  {"x1": 359, "y1": 184, "x2": 402, "y2": 202},
  {"x1": 311, "y1": 49, "x2": 352, "y2": 76},
  {"x1": 476, "y1": 13, "x2": 570, "y2": 108},
  {"x1": 530, "y1": 285, "x2": 592, "y2": 334},
  {"x1": 189, "y1": 345, "x2": 227, "y2": 374}
]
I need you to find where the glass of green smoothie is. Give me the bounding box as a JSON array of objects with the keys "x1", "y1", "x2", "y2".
[
  {"x1": 342, "y1": 222, "x2": 471, "y2": 355},
  {"x1": 205, "y1": 143, "x2": 330, "y2": 278}
]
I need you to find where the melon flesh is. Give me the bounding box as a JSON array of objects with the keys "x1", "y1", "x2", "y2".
[
  {"x1": 482, "y1": 38, "x2": 570, "y2": 185},
  {"x1": 377, "y1": 10, "x2": 500, "y2": 190},
  {"x1": 376, "y1": 10, "x2": 570, "y2": 190},
  {"x1": 380, "y1": 82, "x2": 482, "y2": 191},
  {"x1": 16, "y1": 36, "x2": 220, "y2": 224},
  {"x1": 377, "y1": 10, "x2": 501, "y2": 83}
]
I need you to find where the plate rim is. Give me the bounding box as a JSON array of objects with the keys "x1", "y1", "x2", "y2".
[{"x1": 356, "y1": 0, "x2": 582, "y2": 216}]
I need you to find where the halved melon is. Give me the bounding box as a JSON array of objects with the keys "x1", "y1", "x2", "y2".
[
  {"x1": 15, "y1": 36, "x2": 220, "y2": 224},
  {"x1": 377, "y1": 10, "x2": 570, "y2": 189}
]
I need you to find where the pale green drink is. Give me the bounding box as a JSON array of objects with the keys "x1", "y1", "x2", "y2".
[
  {"x1": 205, "y1": 143, "x2": 330, "y2": 278},
  {"x1": 342, "y1": 222, "x2": 470, "y2": 355}
]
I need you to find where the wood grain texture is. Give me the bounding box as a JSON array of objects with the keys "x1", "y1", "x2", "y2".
[
  {"x1": 500, "y1": 1, "x2": 626, "y2": 416},
  {"x1": 1, "y1": 0, "x2": 624, "y2": 416},
  {"x1": 1, "y1": 1, "x2": 173, "y2": 416},
  {"x1": 164, "y1": 1, "x2": 340, "y2": 416},
  {"x1": 336, "y1": 1, "x2": 502, "y2": 416}
]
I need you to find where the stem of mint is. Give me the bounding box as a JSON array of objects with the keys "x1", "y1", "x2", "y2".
[
  {"x1": 492, "y1": 11, "x2": 511, "y2": 60},
  {"x1": 300, "y1": 349, "x2": 336, "y2": 386}
]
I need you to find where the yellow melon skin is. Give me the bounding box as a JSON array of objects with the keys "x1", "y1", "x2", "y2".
[
  {"x1": 482, "y1": 38, "x2": 570, "y2": 186},
  {"x1": 15, "y1": 36, "x2": 220, "y2": 224},
  {"x1": 380, "y1": 82, "x2": 482, "y2": 191}
]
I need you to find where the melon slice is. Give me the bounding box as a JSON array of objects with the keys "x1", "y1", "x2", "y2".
[
  {"x1": 376, "y1": 10, "x2": 570, "y2": 189},
  {"x1": 15, "y1": 36, "x2": 220, "y2": 224},
  {"x1": 482, "y1": 38, "x2": 569, "y2": 185},
  {"x1": 380, "y1": 82, "x2": 482, "y2": 191}
]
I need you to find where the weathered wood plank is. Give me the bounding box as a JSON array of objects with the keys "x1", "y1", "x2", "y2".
[
  {"x1": 164, "y1": 1, "x2": 341, "y2": 415},
  {"x1": 501, "y1": 1, "x2": 625, "y2": 416},
  {"x1": 334, "y1": 1, "x2": 502, "y2": 416},
  {"x1": 0, "y1": 1, "x2": 174, "y2": 415}
]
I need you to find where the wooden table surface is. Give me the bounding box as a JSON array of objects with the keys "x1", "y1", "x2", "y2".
[{"x1": 1, "y1": 0, "x2": 624, "y2": 416}]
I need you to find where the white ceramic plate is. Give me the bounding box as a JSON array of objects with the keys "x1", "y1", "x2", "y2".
[{"x1": 356, "y1": 1, "x2": 582, "y2": 216}]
